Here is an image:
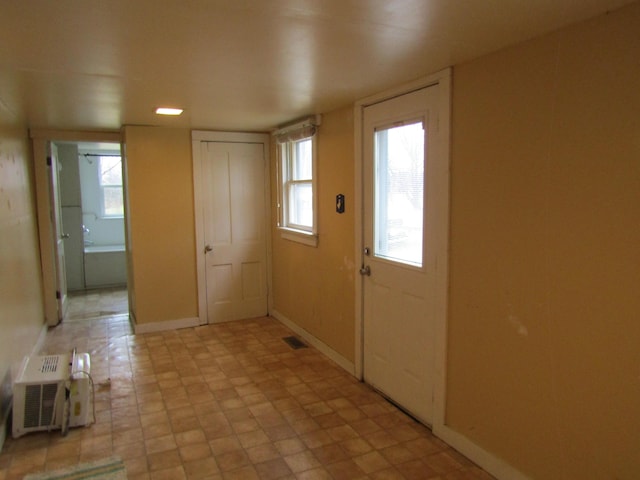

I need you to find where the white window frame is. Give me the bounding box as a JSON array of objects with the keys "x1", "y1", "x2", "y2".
[
  {"x1": 98, "y1": 155, "x2": 124, "y2": 218},
  {"x1": 274, "y1": 116, "x2": 320, "y2": 247}
]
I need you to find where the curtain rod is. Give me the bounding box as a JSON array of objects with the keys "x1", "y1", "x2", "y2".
[{"x1": 80, "y1": 153, "x2": 121, "y2": 157}]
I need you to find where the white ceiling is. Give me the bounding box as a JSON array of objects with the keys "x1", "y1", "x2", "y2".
[{"x1": 0, "y1": 0, "x2": 634, "y2": 132}]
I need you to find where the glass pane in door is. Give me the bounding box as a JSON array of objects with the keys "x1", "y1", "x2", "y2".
[{"x1": 374, "y1": 121, "x2": 425, "y2": 267}]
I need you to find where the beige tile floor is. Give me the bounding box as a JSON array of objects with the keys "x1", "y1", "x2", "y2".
[
  {"x1": 66, "y1": 287, "x2": 129, "y2": 321},
  {"x1": 0, "y1": 291, "x2": 494, "y2": 480}
]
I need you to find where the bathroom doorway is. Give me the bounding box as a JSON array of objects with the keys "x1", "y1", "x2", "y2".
[{"x1": 57, "y1": 141, "x2": 129, "y2": 320}]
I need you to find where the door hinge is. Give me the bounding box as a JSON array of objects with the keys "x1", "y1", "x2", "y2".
[
  {"x1": 56, "y1": 290, "x2": 60, "y2": 299},
  {"x1": 47, "y1": 156, "x2": 52, "y2": 166}
]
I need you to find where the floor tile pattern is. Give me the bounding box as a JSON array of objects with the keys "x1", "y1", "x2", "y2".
[
  {"x1": 1, "y1": 294, "x2": 494, "y2": 480},
  {"x1": 66, "y1": 287, "x2": 128, "y2": 321}
]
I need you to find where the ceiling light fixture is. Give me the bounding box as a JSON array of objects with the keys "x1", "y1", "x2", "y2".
[{"x1": 155, "y1": 107, "x2": 184, "y2": 116}]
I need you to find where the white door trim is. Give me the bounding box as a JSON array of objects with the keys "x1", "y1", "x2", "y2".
[
  {"x1": 191, "y1": 130, "x2": 272, "y2": 325},
  {"x1": 353, "y1": 68, "x2": 451, "y2": 428},
  {"x1": 30, "y1": 129, "x2": 122, "y2": 326}
]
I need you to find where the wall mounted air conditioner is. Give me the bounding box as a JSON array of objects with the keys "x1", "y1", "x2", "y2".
[{"x1": 12, "y1": 350, "x2": 92, "y2": 438}]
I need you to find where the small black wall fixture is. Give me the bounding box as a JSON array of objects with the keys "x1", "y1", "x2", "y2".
[{"x1": 336, "y1": 194, "x2": 345, "y2": 214}]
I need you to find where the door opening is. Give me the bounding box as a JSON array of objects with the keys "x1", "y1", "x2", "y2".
[
  {"x1": 59, "y1": 141, "x2": 129, "y2": 320},
  {"x1": 32, "y1": 131, "x2": 126, "y2": 326}
]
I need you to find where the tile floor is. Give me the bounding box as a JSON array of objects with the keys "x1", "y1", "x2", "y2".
[
  {"x1": 0, "y1": 291, "x2": 494, "y2": 480},
  {"x1": 66, "y1": 287, "x2": 129, "y2": 321}
]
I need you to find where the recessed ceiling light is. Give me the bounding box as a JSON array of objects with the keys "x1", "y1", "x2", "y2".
[{"x1": 155, "y1": 107, "x2": 184, "y2": 115}]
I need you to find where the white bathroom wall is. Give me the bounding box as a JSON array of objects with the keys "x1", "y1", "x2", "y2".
[{"x1": 58, "y1": 143, "x2": 85, "y2": 291}]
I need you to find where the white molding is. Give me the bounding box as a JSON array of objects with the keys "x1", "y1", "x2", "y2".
[
  {"x1": 354, "y1": 72, "x2": 443, "y2": 110},
  {"x1": 30, "y1": 129, "x2": 121, "y2": 143},
  {"x1": 133, "y1": 316, "x2": 200, "y2": 334},
  {"x1": 278, "y1": 229, "x2": 319, "y2": 247},
  {"x1": 191, "y1": 130, "x2": 270, "y2": 143},
  {"x1": 191, "y1": 137, "x2": 207, "y2": 326},
  {"x1": 353, "y1": 101, "x2": 364, "y2": 380},
  {"x1": 32, "y1": 137, "x2": 58, "y2": 326},
  {"x1": 434, "y1": 424, "x2": 530, "y2": 480},
  {"x1": 431, "y1": 69, "x2": 452, "y2": 431},
  {"x1": 271, "y1": 310, "x2": 355, "y2": 377},
  {"x1": 190, "y1": 130, "x2": 272, "y2": 325}
]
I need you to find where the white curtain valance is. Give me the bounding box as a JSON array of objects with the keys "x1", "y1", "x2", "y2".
[{"x1": 273, "y1": 116, "x2": 321, "y2": 144}]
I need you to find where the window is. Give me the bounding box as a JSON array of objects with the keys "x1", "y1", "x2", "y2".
[
  {"x1": 275, "y1": 117, "x2": 319, "y2": 246},
  {"x1": 98, "y1": 156, "x2": 124, "y2": 217},
  {"x1": 374, "y1": 121, "x2": 425, "y2": 267}
]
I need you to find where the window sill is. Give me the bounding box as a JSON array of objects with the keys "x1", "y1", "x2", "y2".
[{"x1": 279, "y1": 228, "x2": 318, "y2": 247}]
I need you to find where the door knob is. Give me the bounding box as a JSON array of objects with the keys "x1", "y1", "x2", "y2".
[
  {"x1": 359, "y1": 265, "x2": 371, "y2": 276},
  {"x1": 204, "y1": 245, "x2": 213, "y2": 254}
]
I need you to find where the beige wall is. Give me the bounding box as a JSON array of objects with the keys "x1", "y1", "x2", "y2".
[
  {"x1": 0, "y1": 126, "x2": 46, "y2": 435},
  {"x1": 447, "y1": 3, "x2": 640, "y2": 478},
  {"x1": 123, "y1": 126, "x2": 199, "y2": 325},
  {"x1": 271, "y1": 107, "x2": 356, "y2": 362},
  {"x1": 1, "y1": 5, "x2": 637, "y2": 476}
]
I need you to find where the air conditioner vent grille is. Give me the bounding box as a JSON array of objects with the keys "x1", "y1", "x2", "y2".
[
  {"x1": 40, "y1": 356, "x2": 59, "y2": 373},
  {"x1": 23, "y1": 383, "x2": 58, "y2": 428},
  {"x1": 24, "y1": 385, "x2": 42, "y2": 428},
  {"x1": 41, "y1": 383, "x2": 58, "y2": 425}
]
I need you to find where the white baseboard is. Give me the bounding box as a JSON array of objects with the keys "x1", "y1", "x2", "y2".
[
  {"x1": 133, "y1": 316, "x2": 200, "y2": 334},
  {"x1": 433, "y1": 424, "x2": 530, "y2": 480},
  {"x1": 269, "y1": 311, "x2": 526, "y2": 480},
  {"x1": 270, "y1": 310, "x2": 355, "y2": 376}
]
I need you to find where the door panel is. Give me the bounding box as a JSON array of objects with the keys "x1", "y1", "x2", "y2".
[
  {"x1": 363, "y1": 86, "x2": 438, "y2": 424},
  {"x1": 202, "y1": 141, "x2": 268, "y2": 323},
  {"x1": 49, "y1": 144, "x2": 68, "y2": 321}
]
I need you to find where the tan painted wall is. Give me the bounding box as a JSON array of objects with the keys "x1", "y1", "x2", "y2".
[
  {"x1": 447, "y1": 4, "x2": 640, "y2": 478},
  {"x1": 123, "y1": 126, "x2": 198, "y2": 325},
  {"x1": 271, "y1": 107, "x2": 356, "y2": 362},
  {"x1": 0, "y1": 126, "x2": 46, "y2": 432}
]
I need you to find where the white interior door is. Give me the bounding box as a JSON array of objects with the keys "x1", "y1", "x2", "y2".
[
  {"x1": 49, "y1": 143, "x2": 68, "y2": 321},
  {"x1": 362, "y1": 86, "x2": 440, "y2": 424},
  {"x1": 201, "y1": 141, "x2": 268, "y2": 323}
]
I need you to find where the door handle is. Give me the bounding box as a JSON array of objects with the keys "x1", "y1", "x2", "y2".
[
  {"x1": 359, "y1": 265, "x2": 371, "y2": 276},
  {"x1": 204, "y1": 245, "x2": 213, "y2": 254}
]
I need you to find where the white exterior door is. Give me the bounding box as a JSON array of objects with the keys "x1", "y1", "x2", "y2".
[
  {"x1": 199, "y1": 139, "x2": 268, "y2": 323},
  {"x1": 362, "y1": 86, "x2": 441, "y2": 424}
]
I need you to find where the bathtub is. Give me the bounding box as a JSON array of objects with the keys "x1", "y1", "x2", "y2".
[{"x1": 83, "y1": 245, "x2": 127, "y2": 288}]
